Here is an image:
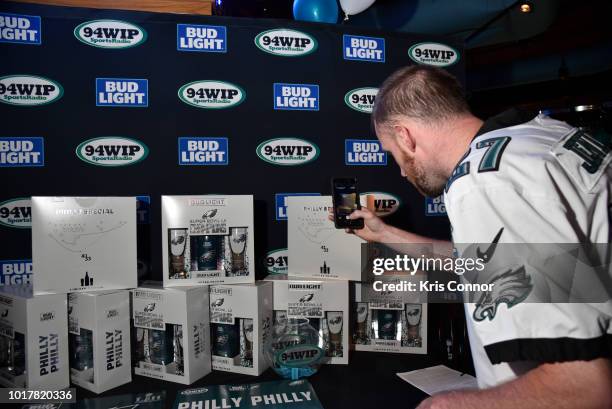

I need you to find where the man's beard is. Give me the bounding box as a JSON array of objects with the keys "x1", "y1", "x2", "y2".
[{"x1": 402, "y1": 153, "x2": 446, "y2": 197}]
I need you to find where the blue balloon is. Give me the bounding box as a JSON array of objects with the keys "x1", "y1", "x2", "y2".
[{"x1": 293, "y1": 0, "x2": 339, "y2": 24}]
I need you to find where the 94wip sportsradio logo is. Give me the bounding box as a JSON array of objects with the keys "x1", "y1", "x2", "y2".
[
  {"x1": 0, "y1": 75, "x2": 62, "y2": 106},
  {"x1": 74, "y1": 19, "x2": 147, "y2": 48}
]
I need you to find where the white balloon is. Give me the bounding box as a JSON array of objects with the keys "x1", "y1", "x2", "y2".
[{"x1": 339, "y1": 0, "x2": 376, "y2": 16}]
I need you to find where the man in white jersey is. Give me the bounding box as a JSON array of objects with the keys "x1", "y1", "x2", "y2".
[{"x1": 343, "y1": 66, "x2": 612, "y2": 408}]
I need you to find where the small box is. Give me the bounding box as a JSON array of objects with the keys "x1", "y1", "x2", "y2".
[
  {"x1": 68, "y1": 290, "x2": 131, "y2": 393},
  {"x1": 287, "y1": 196, "x2": 367, "y2": 281},
  {"x1": 0, "y1": 285, "x2": 69, "y2": 389},
  {"x1": 209, "y1": 282, "x2": 272, "y2": 376},
  {"x1": 31, "y1": 196, "x2": 137, "y2": 295},
  {"x1": 264, "y1": 275, "x2": 349, "y2": 365},
  {"x1": 131, "y1": 284, "x2": 211, "y2": 384},
  {"x1": 353, "y1": 277, "x2": 428, "y2": 354},
  {"x1": 162, "y1": 195, "x2": 255, "y2": 286}
]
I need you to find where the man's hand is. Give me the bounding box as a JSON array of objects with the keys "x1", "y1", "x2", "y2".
[{"x1": 328, "y1": 207, "x2": 387, "y2": 242}]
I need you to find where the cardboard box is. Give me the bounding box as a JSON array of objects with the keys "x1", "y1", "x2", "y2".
[
  {"x1": 174, "y1": 379, "x2": 323, "y2": 409},
  {"x1": 68, "y1": 290, "x2": 131, "y2": 393},
  {"x1": 209, "y1": 282, "x2": 272, "y2": 375},
  {"x1": 162, "y1": 195, "x2": 255, "y2": 286},
  {"x1": 353, "y1": 277, "x2": 427, "y2": 354},
  {"x1": 264, "y1": 275, "x2": 349, "y2": 365},
  {"x1": 287, "y1": 196, "x2": 366, "y2": 281},
  {"x1": 0, "y1": 285, "x2": 69, "y2": 389},
  {"x1": 31, "y1": 197, "x2": 137, "y2": 295},
  {"x1": 131, "y1": 284, "x2": 211, "y2": 384}
]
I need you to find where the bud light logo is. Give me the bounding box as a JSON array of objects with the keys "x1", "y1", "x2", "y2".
[
  {"x1": 76, "y1": 137, "x2": 149, "y2": 167},
  {"x1": 345, "y1": 140, "x2": 386, "y2": 166},
  {"x1": 0, "y1": 13, "x2": 41, "y2": 45},
  {"x1": 137, "y1": 195, "x2": 150, "y2": 224},
  {"x1": 425, "y1": 195, "x2": 446, "y2": 216},
  {"x1": 0, "y1": 198, "x2": 31, "y2": 228},
  {"x1": 255, "y1": 28, "x2": 317, "y2": 57},
  {"x1": 256, "y1": 138, "x2": 319, "y2": 166},
  {"x1": 177, "y1": 24, "x2": 227, "y2": 52},
  {"x1": 0, "y1": 260, "x2": 32, "y2": 286},
  {"x1": 0, "y1": 75, "x2": 63, "y2": 106},
  {"x1": 344, "y1": 87, "x2": 378, "y2": 114},
  {"x1": 0, "y1": 137, "x2": 44, "y2": 167},
  {"x1": 74, "y1": 20, "x2": 147, "y2": 49},
  {"x1": 178, "y1": 137, "x2": 228, "y2": 165},
  {"x1": 265, "y1": 248, "x2": 288, "y2": 275},
  {"x1": 408, "y1": 42, "x2": 460, "y2": 67},
  {"x1": 178, "y1": 80, "x2": 245, "y2": 109},
  {"x1": 275, "y1": 193, "x2": 320, "y2": 221},
  {"x1": 360, "y1": 192, "x2": 401, "y2": 217},
  {"x1": 273, "y1": 83, "x2": 319, "y2": 111},
  {"x1": 96, "y1": 78, "x2": 148, "y2": 107},
  {"x1": 343, "y1": 35, "x2": 385, "y2": 63}
]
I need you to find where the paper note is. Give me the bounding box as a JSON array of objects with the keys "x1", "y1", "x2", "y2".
[{"x1": 397, "y1": 365, "x2": 478, "y2": 395}]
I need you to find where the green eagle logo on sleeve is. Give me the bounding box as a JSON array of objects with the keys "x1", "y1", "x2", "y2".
[{"x1": 473, "y1": 266, "x2": 533, "y2": 322}]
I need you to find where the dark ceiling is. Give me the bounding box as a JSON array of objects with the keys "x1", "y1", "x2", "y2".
[{"x1": 212, "y1": 0, "x2": 612, "y2": 112}]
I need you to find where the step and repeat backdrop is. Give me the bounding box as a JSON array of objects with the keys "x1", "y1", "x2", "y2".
[{"x1": 0, "y1": 1, "x2": 463, "y2": 284}]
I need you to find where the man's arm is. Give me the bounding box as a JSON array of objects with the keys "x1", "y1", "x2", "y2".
[
  {"x1": 342, "y1": 207, "x2": 453, "y2": 258},
  {"x1": 417, "y1": 358, "x2": 612, "y2": 409}
]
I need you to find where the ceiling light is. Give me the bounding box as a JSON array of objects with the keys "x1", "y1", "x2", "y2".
[{"x1": 520, "y1": 3, "x2": 533, "y2": 13}]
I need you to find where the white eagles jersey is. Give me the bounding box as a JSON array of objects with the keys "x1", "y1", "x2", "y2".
[{"x1": 443, "y1": 110, "x2": 612, "y2": 388}]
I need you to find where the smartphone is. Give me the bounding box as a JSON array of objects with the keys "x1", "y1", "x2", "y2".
[{"x1": 331, "y1": 177, "x2": 364, "y2": 229}]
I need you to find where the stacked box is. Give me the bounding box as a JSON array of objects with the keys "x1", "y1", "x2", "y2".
[
  {"x1": 131, "y1": 284, "x2": 211, "y2": 384},
  {"x1": 0, "y1": 285, "x2": 69, "y2": 389},
  {"x1": 162, "y1": 195, "x2": 255, "y2": 286},
  {"x1": 31, "y1": 196, "x2": 137, "y2": 295},
  {"x1": 264, "y1": 275, "x2": 349, "y2": 365},
  {"x1": 353, "y1": 276, "x2": 427, "y2": 354},
  {"x1": 286, "y1": 195, "x2": 367, "y2": 281},
  {"x1": 68, "y1": 290, "x2": 131, "y2": 393},
  {"x1": 209, "y1": 282, "x2": 272, "y2": 375}
]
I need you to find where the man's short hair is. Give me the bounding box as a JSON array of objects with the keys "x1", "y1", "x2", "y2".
[{"x1": 372, "y1": 65, "x2": 470, "y2": 127}]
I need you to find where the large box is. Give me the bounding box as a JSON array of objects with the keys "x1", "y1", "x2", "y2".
[
  {"x1": 264, "y1": 275, "x2": 349, "y2": 365},
  {"x1": 162, "y1": 195, "x2": 255, "y2": 286},
  {"x1": 287, "y1": 196, "x2": 366, "y2": 281},
  {"x1": 131, "y1": 284, "x2": 211, "y2": 384},
  {"x1": 68, "y1": 290, "x2": 131, "y2": 393},
  {"x1": 31, "y1": 197, "x2": 137, "y2": 295},
  {"x1": 174, "y1": 379, "x2": 324, "y2": 409},
  {"x1": 209, "y1": 282, "x2": 272, "y2": 375},
  {"x1": 0, "y1": 285, "x2": 69, "y2": 389},
  {"x1": 353, "y1": 277, "x2": 427, "y2": 354}
]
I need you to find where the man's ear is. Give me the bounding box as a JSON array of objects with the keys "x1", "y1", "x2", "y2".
[{"x1": 393, "y1": 124, "x2": 416, "y2": 154}]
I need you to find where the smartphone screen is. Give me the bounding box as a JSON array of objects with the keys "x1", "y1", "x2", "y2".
[{"x1": 332, "y1": 178, "x2": 364, "y2": 229}]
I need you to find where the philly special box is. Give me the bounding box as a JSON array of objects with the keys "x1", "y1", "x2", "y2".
[
  {"x1": 264, "y1": 275, "x2": 349, "y2": 365},
  {"x1": 162, "y1": 195, "x2": 255, "y2": 286},
  {"x1": 209, "y1": 282, "x2": 272, "y2": 376},
  {"x1": 287, "y1": 195, "x2": 367, "y2": 281},
  {"x1": 353, "y1": 275, "x2": 427, "y2": 354},
  {"x1": 31, "y1": 197, "x2": 137, "y2": 295},
  {"x1": 0, "y1": 285, "x2": 69, "y2": 389},
  {"x1": 131, "y1": 283, "x2": 211, "y2": 384},
  {"x1": 68, "y1": 290, "x2": 131, "y2": 393}
]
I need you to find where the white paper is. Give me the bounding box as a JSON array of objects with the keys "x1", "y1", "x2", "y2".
[{"x1": 397, "y1": 365, "x2": 478, "y2": 395}]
